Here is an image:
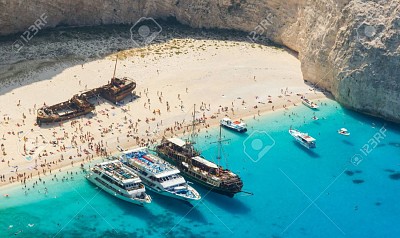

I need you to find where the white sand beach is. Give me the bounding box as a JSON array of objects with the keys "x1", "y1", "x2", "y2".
[{"x1": 0, "y1": 38, "x2": 325, "y2": 188}]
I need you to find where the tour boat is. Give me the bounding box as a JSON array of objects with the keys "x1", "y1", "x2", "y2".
[
  {"x1": 156, "y1": 106, "x2": 245, "y2": 198},
  {"x1": 302, "y1": 98, "x2": 319, "y2": 109},
  {"x1": 289, "y1": 129, "x2": 317, "y2": 149},
  {"x1": 338, "y1": 128, "x2": 350, "y2": 136},
  {"x1": 120, "y1": 147, "x2": 201, "y2": 202},
  {"x1": 220, "y1": 117, "x2": 247, "y2": 133},
  {"x1": 86, "y1": 160, "x2": 151, "y2": 206}
]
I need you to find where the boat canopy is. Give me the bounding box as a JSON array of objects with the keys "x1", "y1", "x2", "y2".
[
  {"x1": 192, "y1": 156, "x2": 218, "y2": 169},
  {"x1": 160, "y1": 177, "x2": 186, "y2": 187},
  {"x1": 154, "y1": 169, "x2": 181, "y2": 179},
  {"x1": 168, "y1": 138, "x2": 186, "y2": 147},
  {"x1": 122, "y1": 178, "x2": 142, "y2": 184}
]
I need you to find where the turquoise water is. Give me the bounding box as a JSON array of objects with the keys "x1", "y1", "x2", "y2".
[{"x1": 1, "y1": 98, "x2": 400, "y2": 238}]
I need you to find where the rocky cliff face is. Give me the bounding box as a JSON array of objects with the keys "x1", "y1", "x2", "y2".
[{"x1": 1, "y1": 0, "x2": 399, "y2": 122}]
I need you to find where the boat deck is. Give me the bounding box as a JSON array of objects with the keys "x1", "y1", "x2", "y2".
[
  {"x1": 123, "y1": 148, "x2": 179, "y2": 177},
  {"x1": 95, "y1": 160, "x2": 140, "y2": 182}
]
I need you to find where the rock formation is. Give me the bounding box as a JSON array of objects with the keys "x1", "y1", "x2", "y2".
[{"x1": 0, "y1": 0, "x2": 399, "y2": 122}]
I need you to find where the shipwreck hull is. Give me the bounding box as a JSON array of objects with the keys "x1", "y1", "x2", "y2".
[
  {"x1": 100, "y1": 78, "x2": 136, "y2": 104},
  {"x1": 36, "y1": 77, "x2": 135, "y2": 125},
  {"x1": 37, "y1": 100, "x2": 95, "y2": 124},
  {"x1": 101, "y1": 89, "x2": 133, "y2": 104},
  {"x1": 37, "y1": 109, "x2": 94, "y2": 124}
]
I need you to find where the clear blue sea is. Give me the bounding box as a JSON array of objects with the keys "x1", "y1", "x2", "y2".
[{"x1": 1, "y1": 98, "x2": 400, "y2": 238}]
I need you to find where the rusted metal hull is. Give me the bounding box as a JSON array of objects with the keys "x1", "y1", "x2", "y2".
[
  {"x1": 37, "y1": 108, "x2": 94, "y2": 124},
  {"x1": 37, "y1": 77, "x2": 136, "y2": 125}
]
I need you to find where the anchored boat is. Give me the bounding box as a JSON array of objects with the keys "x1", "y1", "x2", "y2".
[
  {"x1": 156, "y1": 105, "x2": 244, "y2": 198},
  {"x1": 120, "y1": 147, "x2": 201, "y2": 202},
  {"x1": 338, "y1": 128, "x2": 350, "y2": 136},
  {"x1": 302, "y1": 97, "x2": 319, "y2": 109},
  {"x1": 220, "y1": 117, "x2": 247, "y2": 133},
  {"x1": 86, "y1": 160, "x2": 151, "y2": 206},
  {"x1": 289, "y1": 129, "x2": 317, "y2": 149}
]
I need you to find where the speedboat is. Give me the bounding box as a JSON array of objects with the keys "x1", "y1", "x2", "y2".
[
  {"x1": 86, "y1": 160, "x2": 151, "y2": 206},
  {"x1": 120, "y1": 147, "x2": 201, "y2": 202},
  {"x1": 289, "y1": 129, "x2": 316, "y2": 149},
  {"x1": 302, "y1": 98, "x2": 319, "y2": 109},
  {"x1": 220, "y1": 117, "x2": 247, "y2": 133},
  {"x1": 338, "y1": 128, "x2": 350, "y2": 136}
]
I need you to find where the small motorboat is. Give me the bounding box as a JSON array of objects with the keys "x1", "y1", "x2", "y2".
[
  {"x1": 312, "y1": 116, "x2": 319, "y2": 120},
  {"x1": 220, "y1": 117, "x2": 247, "y2": 133},
  {"x1": 338, "y1": 128, "x2": 350, "y2": 136}
]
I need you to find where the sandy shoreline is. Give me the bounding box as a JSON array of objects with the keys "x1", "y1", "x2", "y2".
[{"x1": 0, "y1": 38, "x2": 327, "y2": 192}]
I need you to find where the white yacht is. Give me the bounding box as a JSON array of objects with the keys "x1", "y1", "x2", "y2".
[
  {"x1": 338, "y1": 128, "x2": 350, "y2": 136},
  {"x1": 289, "y1": 129, "x2": 317, "y2": 149},
  {"x1": 120, "y1": 147, "x2": 201, "y2": 202},
  {"x1": 302, "y1": 98, "x2": 319, "y2": 109},
  {"x1": 220, "y1": 117, "x2": 247, "y2": 133},
  {"x1": 86, "y1": 160, "x2": 151, "y2": 206}
]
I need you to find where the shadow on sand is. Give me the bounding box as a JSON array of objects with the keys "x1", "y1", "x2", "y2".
[{"x1": 0, "y1": 17, "x2": 292, "y2": 97}]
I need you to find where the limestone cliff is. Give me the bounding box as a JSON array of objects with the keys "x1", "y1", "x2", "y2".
[{"x1": 0, "y1": 0, "x2": 399, "y2": 122}]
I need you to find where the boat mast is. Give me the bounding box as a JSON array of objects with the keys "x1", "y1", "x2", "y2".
[
  {"x1": 211, "y1": 126, "x2": 230, "y2": 175},
  {"x1": 191, "y1": 104, "x2": 196, "y2": 143},
  {"x1": 187, "y1": 104, "x2": 197, "y2": 160},
  {"x1": 216, "y1": 126, "x2": 222, "y2": 175},
  {"x1": 112, "y1": 56, "x2": 118, "y2": 80}
]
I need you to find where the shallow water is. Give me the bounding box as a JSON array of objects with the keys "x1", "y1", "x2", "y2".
[{"x1": 1, "y1": 98, "x2": 400, "y2": 237}]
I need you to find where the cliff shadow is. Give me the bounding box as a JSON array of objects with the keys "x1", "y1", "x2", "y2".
[
  {"x1": 341, "y1": 106, "x2": 400, "y2": 131},
  {"x1": 0, "y1": 17, "x2": 293, "y2": 97}
]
